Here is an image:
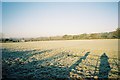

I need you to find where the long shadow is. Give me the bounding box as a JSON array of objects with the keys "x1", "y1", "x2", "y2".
[
  {"x1": 2, "y1": 49, "x2": 95, "y2": 80},
  {"x1": 2, "y1": 48, "x2": 76, "y2": 80},
  {"x1": 2, "y1": 48, "x2": 52, "y2": 61},
  {"x1": 2, "y1": 48, "x2": 53, "y2": 80},
  {"x1": 98, "y1": 53, "x2": 111, "y2": 79},
  {"x1": 69, "y1": 52, "x2": 90, "y2": 71}
]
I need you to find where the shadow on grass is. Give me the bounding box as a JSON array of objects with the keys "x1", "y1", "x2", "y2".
[{"x1": 98, "y1": 53, "x2": 111, "y2": 79}]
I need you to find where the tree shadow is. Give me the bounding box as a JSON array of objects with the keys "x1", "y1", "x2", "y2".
[
  {"x1": 98, "y1": 53, "x2": 111, "y2": 79},
  {"x1": 2, "y1": 48, "x2": 53, "y2": 80},
  {"x1": 2, "y1": 48, "x2": 52, "y2": 61},
  {"x1": 2, "y1": 48, "x2": 91, "y2": 80},
  {"x1": 2, "y1": 49, "x2": 115, "y2": 80}
]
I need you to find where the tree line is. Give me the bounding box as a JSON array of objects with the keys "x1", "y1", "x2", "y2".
[{"x1": 1, "y1": 28, "x2": 120, "y2": 43}]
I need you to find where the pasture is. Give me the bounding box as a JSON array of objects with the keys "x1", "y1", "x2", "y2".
[{"x1": 2, "y1": 39, "x2": 119, "y2": 79}]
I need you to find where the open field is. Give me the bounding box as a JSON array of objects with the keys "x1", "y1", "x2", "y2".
[{"x1": 2, "y1": 39, "x2": 119, "y2": 79}]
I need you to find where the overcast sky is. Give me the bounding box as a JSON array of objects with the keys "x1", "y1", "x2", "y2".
[{"x1": 2, "y1": 2, "x2": 118, "y2": 38}]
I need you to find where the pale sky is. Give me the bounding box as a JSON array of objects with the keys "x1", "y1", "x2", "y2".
[
  {"x1": 0, "y1": 2, "x2": 2, "y2": 33},
  {"x1": 2, "y1": 2, "x2": 118, "y2": 38}
]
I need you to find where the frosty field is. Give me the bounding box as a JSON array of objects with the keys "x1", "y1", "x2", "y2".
[{"x1": 2, "y1": 39, "x2": 119, "y2": 79}]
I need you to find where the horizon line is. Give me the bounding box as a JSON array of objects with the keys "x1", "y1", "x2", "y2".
[{"x1": 2, "y1": 29, "x2": 117, "y2": 38}]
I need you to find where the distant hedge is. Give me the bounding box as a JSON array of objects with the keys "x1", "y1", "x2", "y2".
[{"x1": 1, "y1": 28, "x2": 120, "y2": 43}]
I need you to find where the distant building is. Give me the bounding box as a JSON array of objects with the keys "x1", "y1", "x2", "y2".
[{"x1": 21, "y1": 39, "x2": 25, "y2": 42}]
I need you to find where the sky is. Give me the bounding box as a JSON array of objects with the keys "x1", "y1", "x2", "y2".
[
  {"x1": 2, "y1": 2, "x2": 118, "y2": 38},
  {"x1": 1, "y1": 0, "x2": 120, "y2": 2},
  {"x1": 0, "y1": 2, "x2": 2, "y2": 33}
]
